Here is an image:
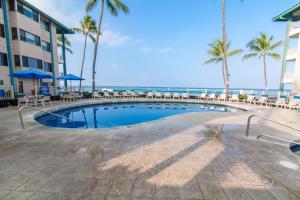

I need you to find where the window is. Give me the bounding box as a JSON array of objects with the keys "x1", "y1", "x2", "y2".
[
  {"x1": 0, "y1": 0, "x2": 2, "y2": 8},
  {"x1": 14, "y1": 55, "x2": 20, "y2": 67},
  {"x1": 0, "y1": 24, "x2": 5, "y2": 38},
  {"x1": 41, "y1": 41, "x2": 51, "y2": 52},
  {"x1": 40, "y1": 20, "x2": 50, "y2": 32},
  {"x1": 18, "y1": 81, "x2": 23, "y2": 93},
  {"x1": 43, "y1": 62, "x2": 52, "y2": 72},
  {"x1": 0, "y1": 53, "x2": 8, "y2": 66},
  {"x1": 22, "y1": 56, "x2": 42, "y2": 69},
  {"x1": 19, "y1": 29, "x2": 40, "y2": 46},
  {"x1": 0, "y1": 80, "x2": 3, "y2": 86},
  {"x1": 9, "y1": 0, "x2": 15, "y2": 11},
  {"x1": 11, "y1": 28, "x2": 18, "y2": 40},
  {"x1": 17, "y1": 1, "x2": 39, "y2": 22}
]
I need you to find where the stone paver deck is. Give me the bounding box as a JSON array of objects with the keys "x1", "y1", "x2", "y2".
[{"x1": 0, "y1": 99, "x2": 300, "y2": 200}]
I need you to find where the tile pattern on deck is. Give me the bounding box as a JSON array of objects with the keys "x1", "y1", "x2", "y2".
[{"x1": 0, "y1": 99, "x2": 300, "y2": 200}]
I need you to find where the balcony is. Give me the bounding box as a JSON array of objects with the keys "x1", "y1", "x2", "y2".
[
  {"x1": 58, "y1": 54, "x2": 64, "y2": 64},
  {"x1": 286, "y1": 48, "x2": 298, "y2": 61},
  {"x1": 289, "y1": 26, "x2": 300, "y2": 38},
  {"x1": 282, "y1": 71, "x2": 294, "y2": 84}
]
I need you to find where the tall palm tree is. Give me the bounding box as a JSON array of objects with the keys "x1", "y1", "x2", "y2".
[
  {"x1": 57, "y1": 35, "x2": 73, "y2": 54},
  {"x1": 72, "y1": 15, "x2": 97, "y2": 92},
  {"x1": 204, "y1": 39, "x2": 242, "y2": 91},
  {"x1": 243, "y1": 33, "x2": 283, "y2": 93},
  {"x1": 86, "y1": 0, "x2": 129, "y2": 91}
]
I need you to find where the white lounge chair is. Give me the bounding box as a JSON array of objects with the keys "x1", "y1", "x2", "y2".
[
  {"x1": 103, "y1": 92, "x2": 111, "y2": 98},
  {"x1": 182, "y1": 93, "x2": 189, "y2": 100},
  {"x1": 164, "y1": 92, "x2": 171, "y2": 99},
  {"x1": 43, "y1": 96, "x2": 52, "y2": 106},
  {"x1": 113, "y1": 92, "x2": 120, "y2": 98},
  {"x1": 244, "y1": 95, "x2": 256, "y2": 104},
  {"x1": 230, "y1": 94, "x2": 239, "y2": 102},
  {"x1": 207, "y1": 93, "x2": 216, "y2": 101},
  {"x1": 18, "y1": 96, "x2": 29, "y2": 108},
  {"x1": 147, "y1": 92, "x2": 154, "y2": 99},
  {"x1": 199, "y1": 93, "x2": 207, "y2": 100},
  {"x1": 269, "y1": 95, "x2": 287, "y2": 108},
  {"x1": 256, "y1": 96, "x2": 269, "y2": 106},
  {"x1": 173, "y1": 93, "x2": 180, "y2": 99},
  {"x1": 218, "y1": 94, "x2": 227, "y2": 102},
  {"x1": 155, "y1": 92, "x2": 162, "y2": 99},
  {"x1": 92, "y1": 92, "x2": 102, "y2": 99},
  {"x1": 286, "y1": 96, "x2": 300, "y2": 111}
]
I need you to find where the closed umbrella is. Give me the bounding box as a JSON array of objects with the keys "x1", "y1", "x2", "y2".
[{"x1": 10, "y1": 69, "x2": 53, "y2": 96}]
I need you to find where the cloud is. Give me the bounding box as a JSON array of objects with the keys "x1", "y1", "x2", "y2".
[
  {"x1": 141, "y1": 47, "x2": 174, "y2": 53},
  {"x1": 101, "y1": 30, "x2": 132, "y2": 47}
]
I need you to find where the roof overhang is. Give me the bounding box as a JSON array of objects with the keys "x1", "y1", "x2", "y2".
[
  {"x1": 19, "y1": 0, "x2": 74, "y2": 34},
  {"x1": 273, "y1": 3, "x2": 300, "y2": 22}
]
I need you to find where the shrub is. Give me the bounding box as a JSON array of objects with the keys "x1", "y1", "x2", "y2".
[{"x1": 238, "y1": 94, "x2": 248, "y2": 101}]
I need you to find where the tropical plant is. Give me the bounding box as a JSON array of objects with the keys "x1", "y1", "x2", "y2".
[
  {"x1": 86, "y1": 0, "x2": 129, "y2": 91},
  {"x1": 243, "y1": 33, "x2": 283, "y2": 93},
  {"x1": 203, "y1": 39, "x2": 242, "y2": 91},
  {"x1": 72, "y1": 15, "x2": 97, "y2": 92},
  {"x1": 57, "y1": 35, "x2": 73, "y2": 54}
]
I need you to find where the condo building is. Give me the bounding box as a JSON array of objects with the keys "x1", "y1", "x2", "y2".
[
  {"x1": 0, "y1": 0, "x2": 72, "y2": 96},
  {"x1": 274, "y1": 3, "x2": 300, "y2": 94}
]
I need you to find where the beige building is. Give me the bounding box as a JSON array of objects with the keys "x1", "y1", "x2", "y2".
[
  {"x1": 0, "y1": 0, "x2": 72, "y2": 97},
  {"x1": 274, "y1": 3, "x2": 300, "y2": 94}
]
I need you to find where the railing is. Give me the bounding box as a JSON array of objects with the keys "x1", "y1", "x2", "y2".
[
  {"x1": 246, "y1": 114, "x2": 300, "y2": 144},
  {"x1": 256, "y1": 134, "x2": 300, "y2": 145},
  {"x1": 18, "y1": 106, "x2": 73, "y2": 129},
  {"x1": 0, "y1": 86, "x2": 14, "y2": 100}
]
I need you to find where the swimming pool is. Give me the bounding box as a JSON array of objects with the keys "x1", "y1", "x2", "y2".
[{"x1": 35, "y1": 102, "x2": 237, "y2": 129}]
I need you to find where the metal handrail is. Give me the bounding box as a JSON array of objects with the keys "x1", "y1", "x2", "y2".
[
  {"x1": 246, "y1": 114, "x2": 300, "y2": 137},
  {"x1": 257, "y1": 134, "x2": 300, "y2": 145},
  {"x1": 18, "y1": 106, "x2": 73, "y2": 129}
]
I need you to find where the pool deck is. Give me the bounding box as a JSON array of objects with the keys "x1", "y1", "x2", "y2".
[{"x1": 0, "y1": 99, "x2": 300, "y2": 200}]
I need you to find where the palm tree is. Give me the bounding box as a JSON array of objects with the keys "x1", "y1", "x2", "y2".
[
  {"x1": 204, "y1": 39, "x2": 242, "y2": 91},
  {"x1": 221, "y1": 0, "x2": 242, "y2": 95},
  {"x1": 243, "y1": 33, "x2": 283, "y2": 93},
  {"x1": 86, "y1": 0, "x2": 129, "y2": 91},
  {"x1": 72, "y1": 15, "x2": 97, "y2": 92},
  {"x1": 57, "y1": 35, "x2": 73, "y2": 54}
]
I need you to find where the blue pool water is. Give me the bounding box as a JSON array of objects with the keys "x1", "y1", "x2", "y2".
[{"x1": 35, "y1": 103, "x2": 236, "y2": 129}]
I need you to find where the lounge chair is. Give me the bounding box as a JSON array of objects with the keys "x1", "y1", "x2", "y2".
[
  {"x1": 62, "y1": 94, "x2": 74, "y2": 102},
  {"x1": 199, "y1": 93, "x2": 207, "y2": 100},
  {"x1": 230, "y1": 94, "x2": 239, "y2": 102},
  {"x1": 147, "y1": 92, "x2": 154, "y2": 99},
  {"x1": 113, "y1": 92, "x2": 121, "y2": 98},
  {"x1": 18, "y1": 96, "x2": 29, "y2": 108},
  {"x1": 131, "y1": 92, "x2": 139, "y2": 98},
  {"x1": 255, "y1": 96, "x2": 269, "y2": 106},
  {"x1": 92, "y1": 92, "x2": 102, "y2": 99},
  {"x1": 218, "y1": 94, "x2": 227, "y2": 102},
  {"x1": 207, "y1": 93, "x2": 216, "y2": 101},
  {"x1": 182, "y1": 93, "x2": 189, "y2": 100},
  {"x1": 43, "y1": 96, "x2": 52, "y2": 106},
  {"x1": 173, "y1": 93, "x2": 180, "y2": 99},
  {"x1": 72, "y1": 93, "x2": 84, "y2": 101},
  {"x1": 286, "y1": 96, "x2": 300, "y2": 111},
  {"x1": 244, "y1": 95, "x2": 256, "y2": 104},
  {"x1": 269, "y1": 95, "x2": 287, "y2": 108},
  {"x1": 103, "y1": 92, "x2": 111, "y2": 98},
  {"x1": 164, "y1": 92, "x2": 171, "y2": 99},
  {"x1": 155, "y1": 92, "x2": 162, "y2": 99}
]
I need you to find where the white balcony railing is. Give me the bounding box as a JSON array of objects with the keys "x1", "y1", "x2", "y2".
[
  {"x1": 283, "y1": 71, "x2": 294, "y2": 84},
  {"x1": 286, "y1": 48, "x2": 298, "y2": 61},
  {"x1": 58, "y1": 54, "x2": 64, "y2": 64}
]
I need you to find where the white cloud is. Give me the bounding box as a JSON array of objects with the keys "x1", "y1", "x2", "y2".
[
  {"x1": 141, "y1": 47, "x2": 174, "y2": 53},
  {"x1": 101, "y1": 30, "x2": 131, "y2": 47}
]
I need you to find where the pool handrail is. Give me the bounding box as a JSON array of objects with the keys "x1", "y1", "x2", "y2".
[
  {"x1": 256, "y1": 134, "x2": 300, "y2": 145},
  {"x1": 246, "y1": 114, "x2": 300, "y2": 137},
  {"x1": 18, "y1": 105, "x2": 73, "y2": 129}
]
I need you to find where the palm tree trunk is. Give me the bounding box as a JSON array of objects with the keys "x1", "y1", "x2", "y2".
[
  {"x1": 222, "y1": 0, "x2": 229, "y2": 96},
  {"x1": 79, "y1": 34, "x2": 88, "y2": 93},
  {"x1": 221, "y1": 60, "x2": 227, "y2": 89},
  {"x1": 263, "y1": 55, "x2": 268, "y2": 94},
  {"x1": 92, "y1": 0, "x2": 105, "y2": 91}
]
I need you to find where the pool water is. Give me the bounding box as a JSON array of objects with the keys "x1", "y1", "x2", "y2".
[{"x1": 35, "y1": 102, "x2": 235, "y2": 129}]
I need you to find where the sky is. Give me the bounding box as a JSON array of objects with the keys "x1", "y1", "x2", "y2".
[{"x1": 27, "y1": 0, "x2": 300, "y2": 89}]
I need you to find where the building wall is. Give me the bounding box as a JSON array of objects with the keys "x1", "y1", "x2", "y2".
[
  {"x1": 293, "y1": 34, "x2": 300, "y2": 93},
  {"x1": 0, "y1": 0, "x2": 62, "y2": 95}
]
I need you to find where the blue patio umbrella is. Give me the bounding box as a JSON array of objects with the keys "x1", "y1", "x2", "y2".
[
  {"x1": 10, "y1": 69, "x2": 54, "y2": 95},
  {"x1": 57, "y1": 74, "x2": 85, "y2": 92}
]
